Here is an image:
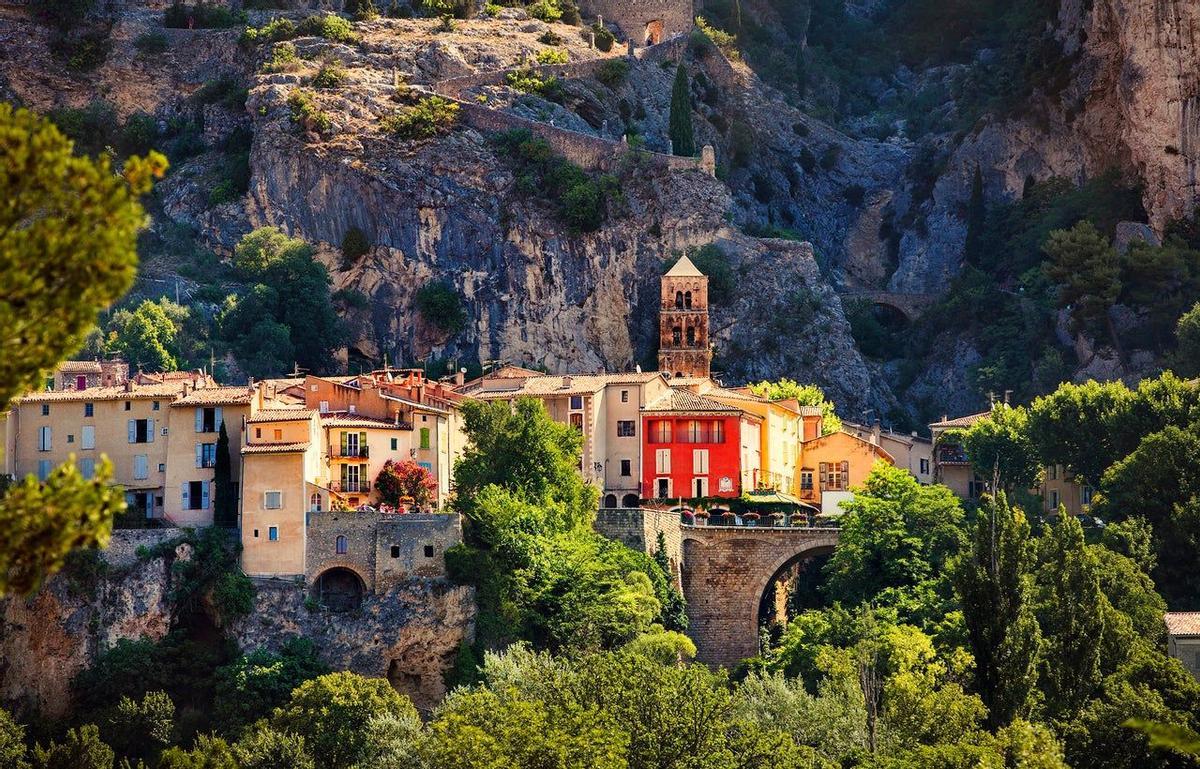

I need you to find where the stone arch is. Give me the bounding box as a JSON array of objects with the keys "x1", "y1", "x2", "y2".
[
  {"x1": 684, "y1": 291, "x2": 693, "y2": 308},
  {"x1": 644, "y1": 19, "x2": 663, "y2": 45},
  {"x1": 749, "y1": 542, "x2": 837, "y2": 638},
  {"x1": 312, "y1": 566, "x2": 367, "y2": 612},
  {"x1": 604, "y1": 493, "x2": 618, "y2": 508},
  {"x1": 621, "y1": 493, "x2": 640, "y2": 508},
  {"x1": 675, "y1": 290, "x2": 684, "y2": 308}
]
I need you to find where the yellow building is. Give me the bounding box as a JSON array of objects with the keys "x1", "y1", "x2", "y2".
[
  {"x1": 5, "y1": 378, "x2": 211, "y2": 519},
  {"x1": 164, "y1": 385, "x2": 257, "y2": 526},
  {"x1": 700, "y1": 387, "x2": 802, "y2": 495},
  {"x1": 797, "y1": 421, "x2": 895, "y2": 516}
]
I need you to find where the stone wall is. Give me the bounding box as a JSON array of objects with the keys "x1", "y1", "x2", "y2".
[
  {"x1": 580, "y1": 0, "x2": 694, "y2": 43},
  {"x1": 306, "y1": 511, "x2": 461, "y2": 591},
  {"x1": 594, "y1": 507, "x2": 683, "y2": 587}
]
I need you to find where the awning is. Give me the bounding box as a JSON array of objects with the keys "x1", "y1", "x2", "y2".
[{"x1": 741, "y1": 490, "x2": 820, "y2": 512}]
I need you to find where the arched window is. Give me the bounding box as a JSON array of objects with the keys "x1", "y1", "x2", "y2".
[
  {"x1": 622, "y1": 493, "x2": 640, "y2": 508},
  {"x1": 672, "y1": 326, "x2": 682, "y2": 345},
  {"x1": 686, "y1": 327, "x2": 696, "y2": 345},
  {"x1": 675, "y1": 291, "x2": 684, "y2": 308},
  {"x1": 335, "y1": 535, "x2": 348, "y2": 555},
  {"x1": 603, "y1": 494, "x2": 618, "y2": 508},
  {"x1": 310, "y1": 492, "x2": 322, "y2": 512},
  {"x1": 684, "y1": 291, "x2": 692, "y2": 309}
]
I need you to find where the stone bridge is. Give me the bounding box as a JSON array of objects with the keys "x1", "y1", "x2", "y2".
[
  {"x1": 595, "y1": 509, "x2": 838, "y2": 665},
  {"x1": 837, "y1": 290, "x2": 940, "y2": 321}
]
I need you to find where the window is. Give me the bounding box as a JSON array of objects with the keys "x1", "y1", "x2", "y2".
[
  {"x1": 919, "y1": 458, "x2": 930, "y2": 475},
  {"x1": 390, "y1": 545, "x2": 400, "y2": 558},
  {"x1": 183, "y1": 480, "x2": 208, "y2": 510},
  {"x1": 81, "y1": 425, "x2": 95, "y2": 450},
  {"x1": 1049, "y1": 490, "x2": 1059, "y2": 510},
  {"x1": 84, "y1": 403, "x2": 94, "y2": 418},
  {"x1": 152, "y1": 401, "x2": 160, "y2": 411},
  {"x1": 650, "y1": 421, "x2": 671, "y2": 444},
  {"x1": 340, "y1": 431, "x2": 367, "y2": 458},
  {"x1": 675, "y1": 291, "x2": 683, "y2": 309},
  {"x1": 124, "y1": 401, "x2": 131, "y2": 411},
  {"x1": 620, "y1": 459, "x2": 632, "y2": 477},
  {"x1": 128, "y1": 418, "x2": 154, "y2": 444},
  {"x1": 694, "y1": 477, "x2": 708, "y2": 497},
  {"x1": 268, "y1": 526, "x2": 279, "y2": 541},
  {"x1": 569, "y1": 395, "x2": 583, "y2": 410},
  {"x1": 158, "y1": 463, "x2": 165, "y2": 472},
  {"x1": 1082, "y1": 486, "x2": 1094, "y2": 506},
  {"x1": 67, "y1": 434, "x2": 74, "y2": 444},
  {"x1": 348, "y1": 404, "x2": 357, "y2": 414},
  {"x1": 335, "y1": 535, "x2": 348, "y2": 555},
  {"x1": 686, "y1": 327, "x2": 696, "y2": 346},
  {"x1": 617, "y1": 420, "x2": 636, "y2": 437},
  {"x1": 41, "y1": 404, "x2": 49, "y2": 416},
  {"x1": 672, "y1": 327, "x2": 682, "y2": 345},
  {"x1": 423, "y1": 545, "x2": 435, "y2": 558},
  {"x1": 319, "y1": 400, "x2": 330, "y2": 414},
  {"x1": 273, "y1": 429, "x2": 283, "y2": 441},
  {"x1": 656, "y1": 478, "x2": 670, "y2": 498},
  {"x1": 684, "y1": 291, "x2": 692, "y2": 308},
  {"x1": 264, "y1": 491, "x2": 283, "y2": 509},
  {"x1": 255, "y1": 428, "x2": 262, "y2": 439},
  {"x1": 800, "y1": 470, "x2": 814, "y2": 491},
  {"x1": 391, "y1": 438, "x2": 398, "y2": 451},
  {"x1": 1049, "y1": 464, "x2": 1059, "y2": 480},
  {"x1": 420, "y1": 428, "x2": 431, "y2": 450},
  {"x1": 310, "y1": 493, "x2": 322, "y2": 512},
  {"x1": 693, "y1": 449, "x2": 709, "y2": 474},
  {"x1": 196, "y1": 407, "x2": 222, "y2": 433},
  {"x1": 37, "y1": 426, "x2": 51, "y2": 451},
  {"x1": 253, "y1": 529, "x2": 259, "y2": 538},
  {"x1": 819, "y1": 461, "x2": 849, "y2": 491},
  {"x1": 197, "y1": 442, "x2": 217, "y2": 468},
  {"x1": 569, "y1": 413, "x2": 583, "y2": 431},
  {"x1": 655, "y1": 448, "x2": 672, "y2": 474},
  {"x1": 621, "y1": 390, "x2": 629, "y2": 403},
  {"x1": 37, "y1": 459, "x2": 51, "y2": 481}
]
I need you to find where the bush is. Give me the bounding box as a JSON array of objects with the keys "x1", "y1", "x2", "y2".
[
  {"x1": 843, "y1": 183, "x2": 866, "y2": 207},
  {"x1": 695, "y1": 16, "x2": 736, "y2": 55},
  {"x1": 312, "y1": 59, "x2": 346, "y2": 88},
  {"x1": 538, "y1": 29, "x2": 563, "y2": 45},
  {"x1": 241, "y1": 17, "x2": 297, "y2": 45},
  {"x1": 595, "y1": 58, "x2": 629, "y2": 89},
  {"x1": 527, "y1": 0, "x2": 560, "y2": 22},
  {"x1": 798, "y1": 146, "x2": 817, "y2": 172},
  {"x1": 54, "y1": 29, "x2": 111, "y2": 72},
  {"x1": 134, "y1": 31, "x2": 169, "y2": 55},
  {"x1": 297, "y1": 13, "x2": 356, "y2": 42},
  {"x1": 414, "y1": 281, "x2": 466, "y2": 333},
  {"x1": 288, "y1": 89, "x2": 332, "y2": 133},
  {"x1": 345, "y1": 0, "x2": 379, "y2": 20},
  {"x1": 194, "y1": 74, "x2": 248, "y2": 110},
  {"x1": 592, "y1": 23, "x2": 615, "y2": 52},
  {"x1": 494, "y1": 129, "x2": 622, "y2": 232},
  {"x1": 121, "y1": 112, "x2": 158, "y2": 156},
  {"x1": 505, "y1": 68, "x2": 561, "y2": 98},
  {"x1": 380, "y1": 96, "x2": 459, "y2": 139},
  {"x1": 558, "y1": 0, "x2": 579, "y2": 24},
  {"x1": 341, "y1": 227, "x2": 370, "y2": 262},
  {"x1": 260, "y1": 42, "x2": 299, "y2": 73},
  {"x1": 49, "y1": 100, "x2": 119, "y2": 156},
  {"x1": 163, "y1": 1, "x2": 244, "y2": 29},
  {"x1": 820, "y1": 144, "x2": 842, "y2": 170},
  {"x1": 535, "y1": 47, "x2": 568, "y2": 65}
]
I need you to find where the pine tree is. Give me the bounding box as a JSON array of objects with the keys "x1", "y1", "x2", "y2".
[
  {"x1": 1043, "y1": 221, "x2": 1122, "y2": 348},
  {"x1": 954, "y1": 493, "x2": 1041, "y2": 729},
  {"x1": 668, "y1": 64, "x2": 696, "y2": 158},
  {"x1": 214, "y1": 421, "x2": 236, "y2": 527},
  {"x1": 963, "y1": 165, "x2": 986, "y2": 266},
  {"x1": 654, "y1": 531, "x2": 688, "y2": 631}
]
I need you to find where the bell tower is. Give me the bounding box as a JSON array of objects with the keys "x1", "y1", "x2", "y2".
[{"x1": 658, "y1": 254, "x2": 712, "y2": 378}]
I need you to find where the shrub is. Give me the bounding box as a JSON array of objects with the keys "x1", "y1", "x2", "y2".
[
  {"x1": 163, "y1": 1, "x2": 244, "y2": 29},
  {"x1": 341, "y1": 227, "x2": 370, "y2": 262},
  {"x1": 345, "y1": 0, "x2": 379, "y2": 20},
  {"x1": 535, "y1": 47, "x2": 568, "y2": 65},
  {"x1": 695, "y1": 16, "x2": 737, "y2": 55},
  {"x1": 558, "y1": 0, "x2": 579, "y2": 24},
  {"x1": 241, "y1": 17, "x2": 297, "y2": 45},
  {"x1": 799, "y1": 146, "x2": 817, "y2": 172},
  {"x1": 414, "y1": 281, "x2": 466, "y2": 333},
  {"x1": 482, "y1": 2, "x2": 503, "y2": 16},
  {"x1": 843, "y1": 183, "x2": 866, "y2": 207},
  {"x1": 820, "y1": 144, "x2": 842, "y2": 170},
  {"x1": 49, "y1": 100, "x2": 119, "y2": 157},
  {"x1": 260, "y1": 42, "x2": 299, "y2": 73},
  {"x1": 595, "y1": 58, "x2": 628, "y2": 89},
  {"x1": 527, "y1": 0, "x2": 560, "y2": 22},
  {"x1": 591, "y1": 22, "x2": 614, "y2": 52},
  {"x1": 505, "y1": 68, "x2": 560, "y2": 98},
  {"x1": 538, "y1": 29, "x2": 563, "y2": 45},
  {"x1": 134, "y1": 31, "x2": 169, "y2": 55},
  {"x1": 194, "y1": 74, "x2": 248, "y2": 110},
  {"x1": 380, "y1": 96, "x2": 459, "y2": 139},
  {"x1": 287, "y1": 89, "x2": 332, "y2": 133},
  {"x1": 297, "y1": 13, "x2": 357, "y2": 42},
  {"x1": 312, "y1": 59, "x2": 346, "y2": 88},
  {"x1": 120, "y1": 113, "x2": 158, "y2": 156},
  {"x1": 55, "y1": 29, "x2": 111, "y2": 72}
]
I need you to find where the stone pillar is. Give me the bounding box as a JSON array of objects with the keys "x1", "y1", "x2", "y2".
[
  {"x1": 588, "y1": 30, "x2": 595, "y2": 48},
  {"x1": 700, "y1": 144, "x2": 716, "y2": 176},
  {"x1": 627, "y1": 39, "x2": 635, "y2": 57}
]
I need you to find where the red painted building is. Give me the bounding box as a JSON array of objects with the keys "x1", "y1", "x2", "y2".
[{"x1": 641, "y1": 388, "x2": 763, "y2": 500}]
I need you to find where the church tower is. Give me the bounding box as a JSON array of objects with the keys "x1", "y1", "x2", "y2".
[{"x1": 658, "y1": 255, "x2": 712, "y2": 379}]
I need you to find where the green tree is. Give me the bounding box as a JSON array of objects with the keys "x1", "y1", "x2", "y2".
[
  {"x1": 958, "y1": 402, "x2": 1040, "y2": 489},
  {"x1": 413, "y1": 281, "x2": 466, "y2": 334},
  {"x1": 953, "y1": 493, "x2": 1041, "y2": 729},
  {"x1": 0, "y1": 104, "x2": 163, "y2": 596},
  {"x1": 374, "y1": 459, "x2": 437, "y2": 509},
  {"x1": 156, "y1": 735, "x2": 237, "y2": 769},
  {"x1": 31, "y1": 725, "x2": 114, "y2": 769},
  {"x1": 111, "y1": 299, "x2": 179, "y2": 372},
  {"x1": 213, "y1": 638, "x2": 328, "y2": 735},
  {"x1": 668, "y1": 64, "x2": 695, "y2": 157},
  {"x1": 101, "y1": 690, "x2": 175, "y2": 763},
  {"x1": 1035, "y1": 516, "x2": 1104, "y2": 720},
  {"x1": 653, "y1": 531, "x2": 687, "y2": 632},
  {"x1": 0, "y1": 708, "x2": 29, "y2": 769},
  {"x1": 823, "y1": 464, "x2": 966, "y2": 622},
  {"x1": 747, "y1": 378, "x2": 842, "y2": 434},
  {"x1": 1028, "y1": 379, "x2": 1135, "y2": 487},
  {"x1": 271, "y1": 672, "x2": 419, "y2": 769},
  {"x1": 1175, "y1": 301, "x2": 1200, "y2": 377},
  {"x1": 213, "y1": 421, "x2": 236, "y2": 527},
  {"x1": 1043, "y1": 221, "x2": 1122, "y2": 344},
  {"x1": 232, "y1": 722, "x2": 314, "y2": 769}
]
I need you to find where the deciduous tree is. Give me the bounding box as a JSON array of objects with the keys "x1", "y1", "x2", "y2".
[{"x1": 375, "y1": 459, "x2": 437, "y2": 509}]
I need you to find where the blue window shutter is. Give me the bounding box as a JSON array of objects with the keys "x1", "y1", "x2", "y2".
[
  {"x1": 215, "y1": 407, "x2": 223, "y2": 430},
  {"x1": 201, "y1": 483, "x2": 210, "y2": 510},
  {"x1": 147, "y1": 418, "x2": 155, "y2": 442},
  {"x1": 195, "y1": 443, "x2": 203, "y2": 468},
  {"x1": 181, "y1": 484, "x2": 190, "y2": 508},
  {"x1": 128, "y1": 420, "x2": 136, "y2": 443},
  {"x1": 195, "y1": 408, "x2": 203, "y2": 432}
]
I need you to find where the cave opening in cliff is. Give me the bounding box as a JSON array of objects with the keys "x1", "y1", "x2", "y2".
[{"x1": 313, "y1": 567, "x2": 366, "y2": 612}]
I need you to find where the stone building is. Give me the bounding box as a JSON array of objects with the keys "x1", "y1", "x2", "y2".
[
  {"x1": 658, "y1": 255, "x2": 713, "y2": 379},
  {"x1": 581, "y1": 0, "x2": 694, "y2": 46},
  {"x1": 1166, "y1": 613, "x2": 1200, "y2": 679}
]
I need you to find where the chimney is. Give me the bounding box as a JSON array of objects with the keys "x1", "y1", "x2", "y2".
[
  {"x1": 182, "y1": 381, "x2": 191, "y2": 397},
  {"x1": 562, "y1": 375, "x2": 572, "y2": 389},
  {"x1": 124, "y1": 380, "x2": 134, "y2": 393},
  {"x1": 871, "y1": 419, "x2": 881, "y2": 445},
  {"x1": 454, "y1": 368, "x2": 466, "y2": 387},
  {"x1": 800, "y1": 409, "x2": 822, "y2": 442}
]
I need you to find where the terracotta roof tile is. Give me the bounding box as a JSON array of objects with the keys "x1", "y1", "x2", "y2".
[
  {"x1": 1165, "y1": 612, "x2": 1200, "y2": 636},
  {"x1": 930, "y1": 412, "x2": 990, "y2": 429},
  {"x1": 172, "y1": 387, "x2": 253, "y2": 406},
  {"x1": 242, "y1": 441, "x2": 311, "y2": 454},
  {"x1": 56, "y1": 361, "x2": 104, "y2": 373},
  {"x1": 15, "y1": 382, "x2": 188, "y2": 403},
  {"x1": 247, "y1": 409, "x2": 316, "y2": 423},
  {"x1": 472, "y1": 372, "x2": 664, "y2": 398},
  {"x1": 644, "y1": 388, "x2": 744, "y2": 414},
  {"x1": 320, "y1": 414, "x2": 410, "y2": 429}
]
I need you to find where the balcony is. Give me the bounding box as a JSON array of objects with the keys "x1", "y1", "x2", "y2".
[
  {"x1": 936, "y1": 445, "x2": 969, "y2": 465},
  {"x1": 329, "y1": 480, "x2": 371, "y2": 494},
  {"x1": 331, "y1": 446, "x2": 370, "y2": 460}
]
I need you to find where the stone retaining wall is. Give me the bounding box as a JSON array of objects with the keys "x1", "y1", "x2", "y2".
[
  {"x1": 595, "y1": 507, "x2": 683, "y2": 586},
  {"x1": 306, "y1": 511, "x2": 461, "y2": 591}
]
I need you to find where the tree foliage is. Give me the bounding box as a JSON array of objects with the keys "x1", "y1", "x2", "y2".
[
  {"x1": 375, "y1": 459, "x2": 437, "y2": 509},
  {"x1": 668, "y1": 64, "x2": 696, "y2": 157},
  {"x1": 747, "y1": 378, "x2": 842, "y2": 434},
  {"x1": 958, "y1": 402, "x2": 1041, "y2": 489}
]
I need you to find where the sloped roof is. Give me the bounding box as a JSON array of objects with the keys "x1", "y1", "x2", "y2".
[
  {"x1": 643, "y1": 388, "x2": 746, "y2": 414},
  {"x1": 473, "y1": 372, "x2": 664, "y2": 398},
  {"x1": 248, "y1": 409, "x2": 315, "y2": 423},
  {"x1": 665, "y1": 254, "x2": 705, "y2": 278},
  {"x1": 802, "y1": 429, "x2": 896, "y2": 463},
  {"x1": 321, "y1": 414, "x2": 410, "y2": 429},
  {"x1": 173, "y1": 387, "x2": 254, "y2": 407},
  {"x1": 242, "y1": 441, "x2": 311, "y2": 454},
  {"x1": 929, "y1": 412, "x2": 989, "y2": 429},
  {"x1": 1165, "y1": 612, "x2": 1200, "y2": 636},
  {"x1": 56, "y1": 361, "x2": 103, "y2": 374},
  {"x1": 15, "y1": 382, "x2": 188, "y2": 403}
]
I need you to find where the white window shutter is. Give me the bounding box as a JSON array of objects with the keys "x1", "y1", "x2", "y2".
[
  {"x1": 82, "y1": 425, "x2": 95, "y2": 449},
  {"x1": 147, "y1": 418, "x2": 154, "y2": 442},
  {"x1": 195, "y1": 408, "x2": 203, "y2": 432},
  {"x1": 128, "y1": 420, "x2": 136, "y2": 443},
  {"x1": 195, "y1": 443, "x2": 203, "y2": 468},
  {"x1": 215, "y1": 407, "x2": 223, "y2": 430},
  {"x1": 201, "y1": 483, "x2": 211, "y2": 510}
]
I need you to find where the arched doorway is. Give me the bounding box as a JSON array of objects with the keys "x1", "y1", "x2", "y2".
[
  {"x1": 312, "y1": 567, "x2": 366, "y2": 612},
  {"x1": 644, "y1": 19, "x2": 663, "y2": 46},
  {"x1": 622, "y1": 493, "x2": 640, "y2": 508},
  {"x1": 604, "y1": 493, "x2": 618, "y2": 508}
]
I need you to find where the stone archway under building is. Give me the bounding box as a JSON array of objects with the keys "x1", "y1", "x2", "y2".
[{"x1": 312, "y1": 566, "x2": 367, "y2": 612}]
